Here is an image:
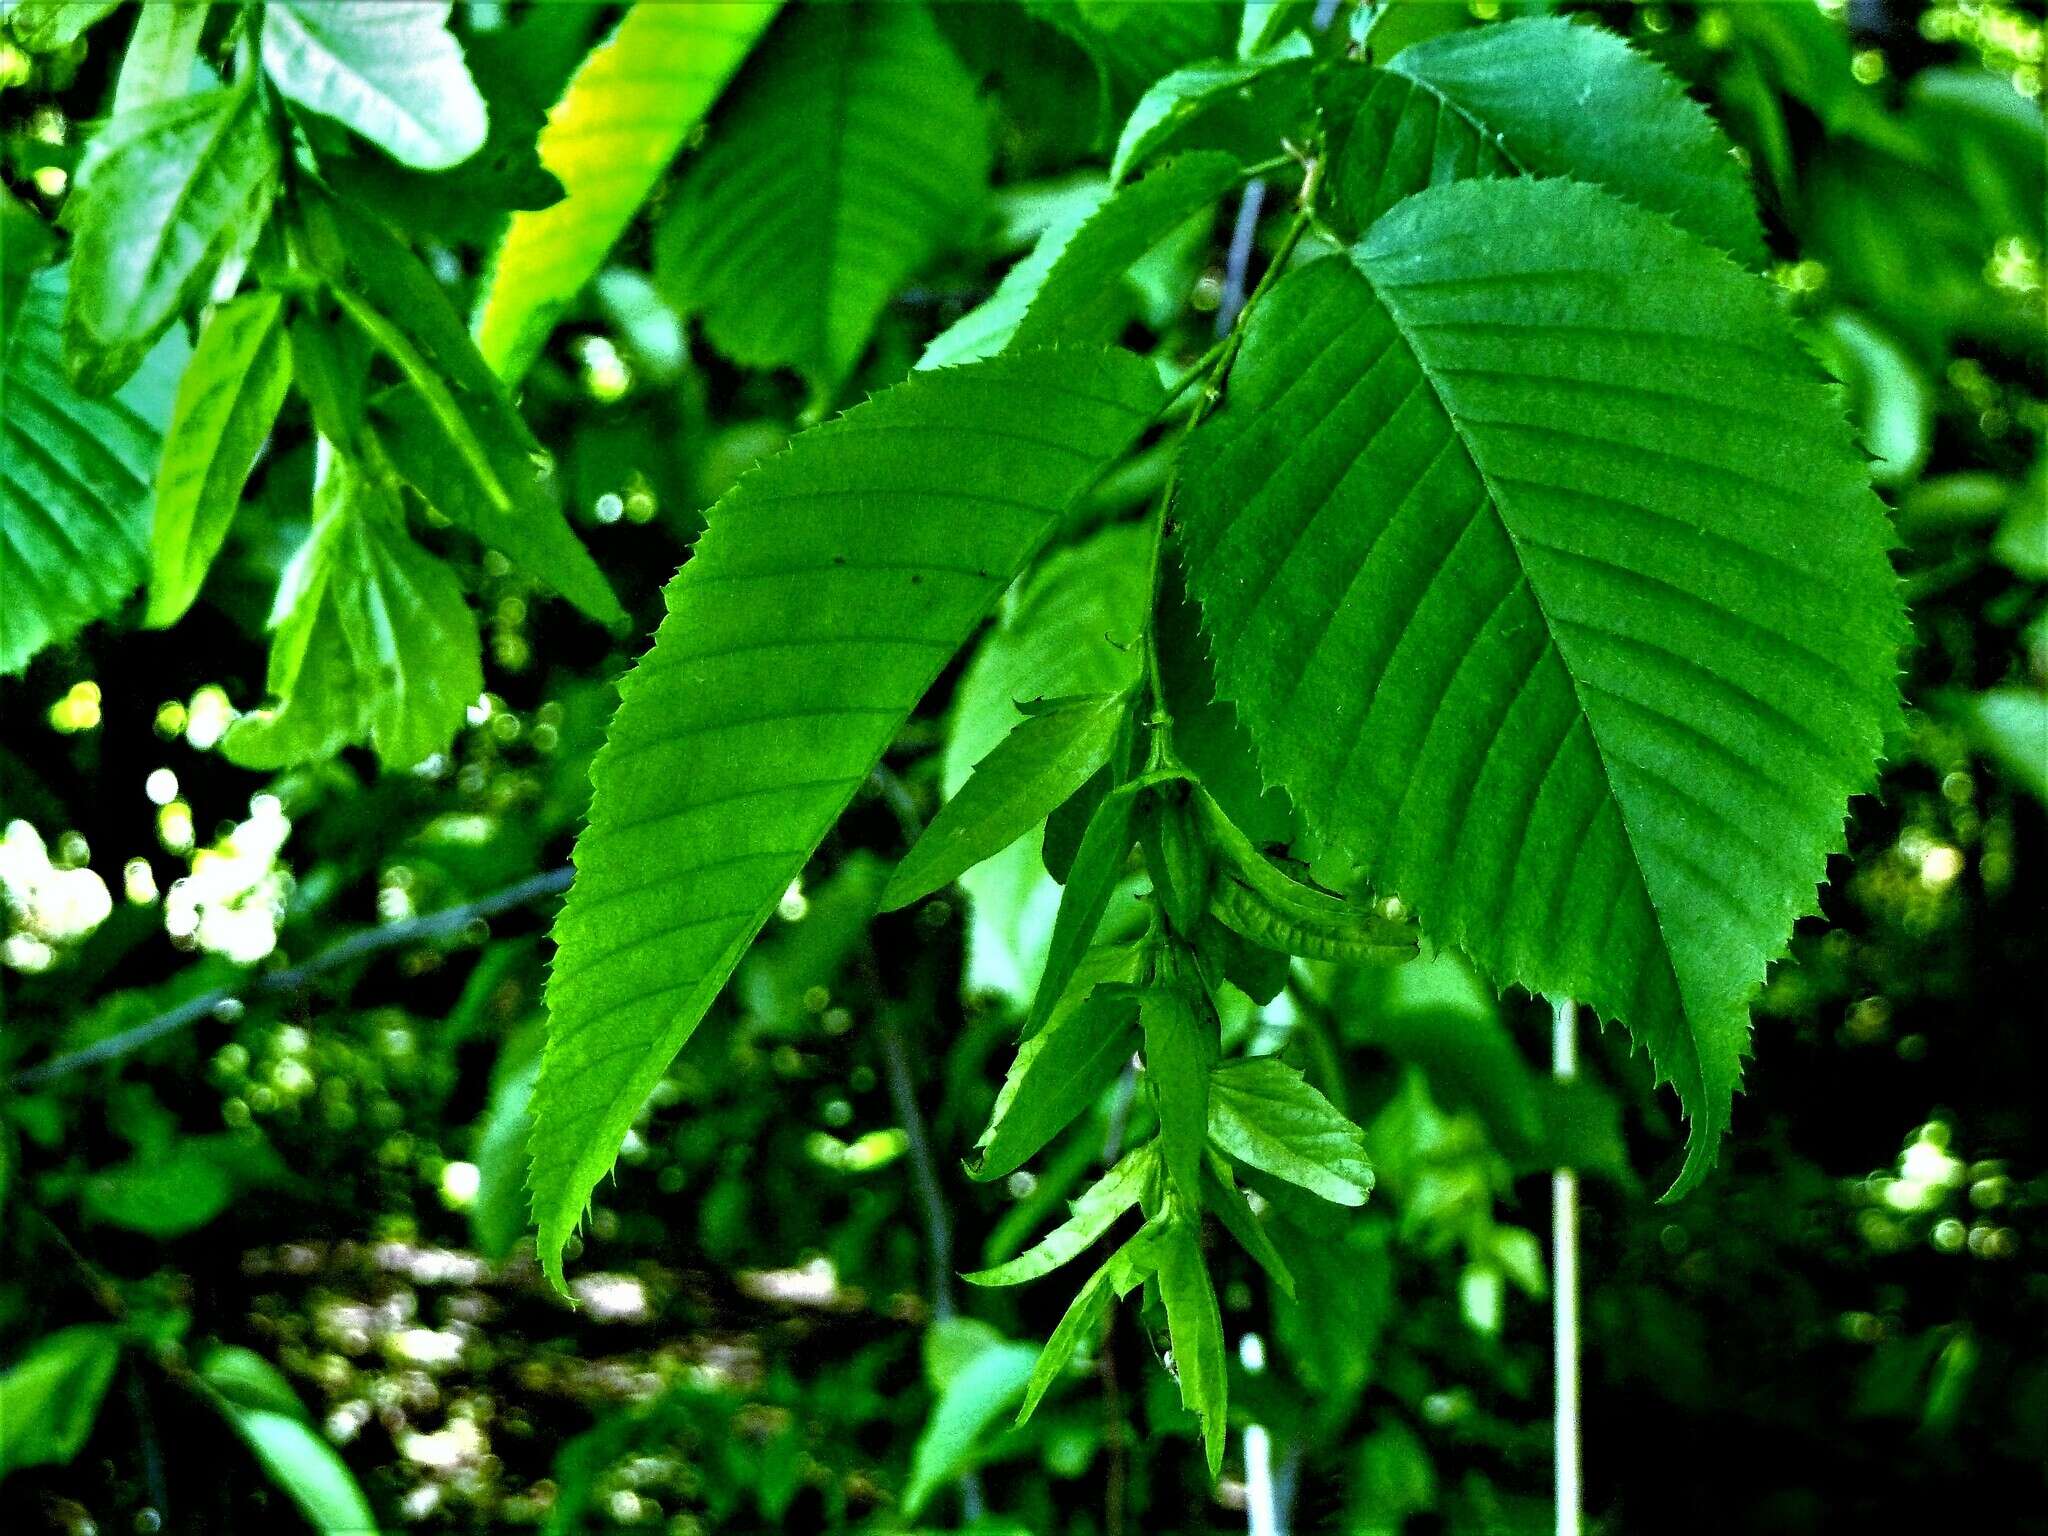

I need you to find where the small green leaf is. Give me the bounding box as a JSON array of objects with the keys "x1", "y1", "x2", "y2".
[
  {"x1": 63, "y1": 81, "x2": 278, "y2": 391},
  {"x1": 655, "y1": 0, "x2": 989, "y2": 403},
  {"x1": 1322, "y1": 15, "x2": 1765, "y2": 262},
  {"x1": 0, "y1": 1325, "x2": 122, "y2": 1476},
  {"x1": 1202, "y1": 1149, "x2": 1294, "y2": 1297},
  {"x1": 1017, "y1": 1219, "x2": 1161, "y2": 1426},
  {"x1": 1141, "y1": 984, "x2": 1215, "y2": 1211},
  {"x1": 2, "y1": 0, "x2": 119, "y2": 52},
  {"x1": 885, "y1": 692, "x2": 1126, "y2": 912},
  {"x1": 318, "y1": 196, "x2": 622, "y2": 625},
  {"x1": 532, "y1": 347, "x2": 1165, "y2": 1291},
  {"x1": 966, "y1": 1141, "x2": 1154, "y2": 1286},
  {"x1": 224, "y1": 442, "x2": 482, "y2": 772},
  {"x1": 922, "y1": 151, "x2": 1239, "y2": 370},
  {"x1": 261, "y1": 0, "x2": 488, "y2": 171},
  {"x1": 975, "y1": 979, "x2": 1141, "y2": 1184},
  {"x1": 147, "y1": 291, "x2": 292, "y2": 627},
  {"x1": 1210, "y1": 1057, "x2": 1374, "y2": 1206},
  {"x1": 476, "y1": 0, "x2": 783, "y2": 383},
  {"x1": 1111, "y1": 36, "x2": 1316, "y2": 182},
  {"x1": 199, "y1": 1346, "x2": 379, "y2": 1536},
  {"x1": 111, "y1": 1, "x2": 207, "y2": 116},
  {"x1": 1156, "y1": 1216, "x2": 1227, "y2": 1478},
  {"x1": 1022, "y1": 779, "x2": 1144, "y2": 1040},
  {"x1": 901, "y1": 1323, "x2": 1038, "y2": 1519}
]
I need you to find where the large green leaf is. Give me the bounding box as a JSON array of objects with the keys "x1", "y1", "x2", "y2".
[
  {"x1": 1176, "y1": 178, "x2": 1903, "y2": 1193},
  {"x1": 0, "y1": 1324, "x2": 122, "y2": 1475},
  {"x1": 260, "y1": 0, "x2": 487, "y2": 171},
  {"x1": 147, "y1": 291, "x2": 292, "y2": 627},
  {"x1": 62, "y1": 80, "x2": 278, "y2": 391},
  {"x1": 2, "y1": 268, "x2": 176, "y2": 674},
  {"x1": 1321, "y1": 15, "x2": 1765, "y2": 263},
  {"x1": 532, "y1": 347, "x2": 1165, "y2": 1288},
  {"x1": 654, "y1": 0, "x2": 989, "y2": 402},
  {"x1": 476, "y1": 0, "x2": 782, "y2": 383}
]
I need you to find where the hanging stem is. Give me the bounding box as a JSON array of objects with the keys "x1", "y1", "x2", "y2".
[{"x1": 1553, "y1": 997, "x2": 1582, "y2": 1536}]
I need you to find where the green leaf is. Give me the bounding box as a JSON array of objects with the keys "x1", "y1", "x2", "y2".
[
  {"x1": 924, "y1": 151, "x2": 1239, "y2": 371},
  {"x1": 1240, "y1": 1, "x2": 1312, "y2": 60},
  {"x1": 1021, "y1": 778, "x2": 1143, "y2": 1040},
  {"x1": 1202, "y1": 1148, "x2": 1293, "y2": 1296},
  {"x1": 967, "y1": 1140, "x2": 1154, "y2": 1287},
  {"x1": 469, "y1": 1051, "x2": 541, "y2": 1263},
  {"x1": 111, "y1": 1, "x2": 207, "y2": 116},
  {"x1": 2, "y1": 0, "x2": 118, "y2": 51},
  {"x1": 147, "y1": 291, "x2": 292, "y2": 627},
  {"x1": 1141, "y1": 985, "x2": 1215, "y2": 1211},
  {"x1": 974, "y1": 977, "x2": 1141, "y2": 1183},
  {"x1": 884, "y1": 692, "x2": 1126, "y2": 912},
  {"x1": 0, "y1": 1325, "x2": 122, "y2": 1476},
  {"x1": 223, "y1": 442, "x2": 483, "y2": 771},
  {"x1": 532, "y1": 347, "x2": 1165, "y2": 1290},
  {"x1": 1017, "y1": 1220, "x2": 1160, "y2": 1425},
  {"x1": 1321, "y1": 15, "x2": 1765, "y2": 263},
  {"x1": 315, "y1": 196, "x2": 621, "y2": 625},
  {"x1": 63, "y1": 81, "x2": 278, "y2": 391},
  {"x1": 81, "y1": 1142, "x2": 234, "y2": 1235},
  {"x1": 199, "y1": 1346, "x2": 379, "y2": 1536},
  {"x1": 1156, "y1": 1216, "x2": 1227, "y2": 1477},
  {"x1": 2, "y1": 267, "x2": 177, "y2": 674},
  {"x1": 901, "y1": 1321, "x2": 1038, "y2": 1519},
  {"x1": 1111, "y1": 37, "x2": 1316, "y2": 182},
  {"x1": 1969, "y1": 688, "x2": 2048, "y2": 805},
  {"x1": 1177, "y1": 177, "x2": 1904, "y2": 1194},
  {"x1": 476, "y1": 0, "x2": 782, "y2": 383},
  {"x1": 942, "y1": 522, "x2": 1149, "y2": 1001},
  {"x1": 654, "y1": 0, "x2": 989, "y2": 403},
  {"x1": 1209, "y1": 1057, "x2": 1375, "y2": 1205},
  {"x1": 261, "y1": 0, "x2": 487, "y2": 171}
]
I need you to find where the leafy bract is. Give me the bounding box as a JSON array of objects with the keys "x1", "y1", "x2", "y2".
[
  {"x1": 1176, "y1": 178, "x2": 1904, "y2": 1192},
  {"x1": 1322, "y1": 15, "x2": 1765, "y2": 263},
  {"x1": 148, "y1": 292, "x2": 292, "y2": 627},
  {"x1": 974, "y1": 976, "x2": 1141, "y2": 1183},
  {"x1": 1156, "y1": 1216, "x2": 1227, "y2": 1477},
  {"x1": 1209, "y1": 1057, "x2": 1374, "y2": 1205},
  {"x1": 532, "y1": 347, "x2": 1165, "y2": 1288},
  {"x1": 476, "y1": 0, "x2": 782, "y2": 383},
  {"x1": 2, "y1": 268, "x2": 177, "y2": 675},
  {"x1": 1140, "y1": 986, "x2": 1214, "y2": 1210},
  {"x1": 0, "y1": 1324, "x2": 122, "y2": 1475},
  {"x1": 1110, "y1": 37, "x2": 1316, "y2": 182},
  {"x1": 655, "y1": 1, "x2": 988, "y2": 403},
  {"x1": 883, "y1": 691, "x2": 1125, "y2": 912},
  {"x1": 922, "y1": 151, "x2": 1238, "y2": 370},
  {"x1": 260, "y1": 0, "x2": 487, "y2": 171},
  {"x1": 223, "y1": 444, "x2": 483, "y2": 772},
  {"x1": 965, "y1": 1141, "x2": 1154, "y2": 1287},
  {"x1": 1017, "y1": 1220, "x2": 1160, "y2": 1424},
  {"x1": 62, "y1": 80, "x2": 277, "y2": 392}
]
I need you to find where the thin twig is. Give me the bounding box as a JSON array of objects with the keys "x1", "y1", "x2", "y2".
[
  {"x1": 6, "y1": 866, "x2": 574, "y2": 1089},
  {"x1": 1553, "y1": 998, "x2": 1582, "y2": 1536}
]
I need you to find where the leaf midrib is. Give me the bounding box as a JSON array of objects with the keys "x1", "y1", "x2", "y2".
[{"x1": 1366, "y1": 266, "x2": 1704, "y2": 1105}]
